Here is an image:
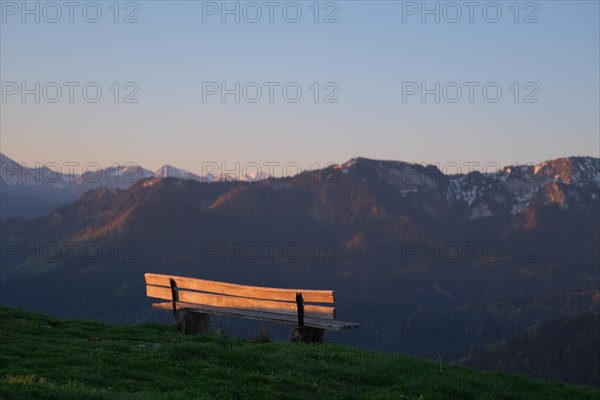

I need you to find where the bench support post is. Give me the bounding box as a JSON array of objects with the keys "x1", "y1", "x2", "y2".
[
  {"x1": 291, "y1": 326, "x2": 325, "y2": 343},
  {"x1": 291, "y1": 292, "x2": 325, "y2": 343},
  {"x1": 170, "y1": 278, "x2": 210, "y2": 335},
  {"x1": 296, "y1": 292, "x2": 304, "y2": 327},
  {"x1": 175, "y1": 310, "x2": 211, "y2": 335},
  {"x1": 169, "y1": 279, "x2": 179, "y2": 318}
]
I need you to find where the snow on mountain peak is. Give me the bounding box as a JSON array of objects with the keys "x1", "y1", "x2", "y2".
[{"x1": 154, "y1": 165, "x2": 202, "y2": 181}]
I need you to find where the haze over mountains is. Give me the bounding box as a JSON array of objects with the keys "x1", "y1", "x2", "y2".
[
  {"x1": 0, "y1": 153, "x2": 268, "y2": 221},
  {"x1": 1, "y1": 153, "x2": 599, "y2": 385}
]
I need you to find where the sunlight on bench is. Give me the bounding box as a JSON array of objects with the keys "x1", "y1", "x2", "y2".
[{"x1": 145, "y1": 273, "x2": 360, "y2": 343}]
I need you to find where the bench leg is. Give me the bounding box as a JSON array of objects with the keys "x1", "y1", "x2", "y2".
[
  {"x1": 291, "y1": 326, "x2": 325, "y2": 344},
  {"x1": 174, "y1": 311, "x2": 210, "y2": 335}
]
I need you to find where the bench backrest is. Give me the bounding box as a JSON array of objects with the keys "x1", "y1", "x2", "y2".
[{"x1": 145, "y1": 273, "x2": 336, "y2": 319}]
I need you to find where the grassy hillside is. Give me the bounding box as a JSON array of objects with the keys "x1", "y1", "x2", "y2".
[{"x1": 0, "y1": 307, "x2": 598, "y2": 400}]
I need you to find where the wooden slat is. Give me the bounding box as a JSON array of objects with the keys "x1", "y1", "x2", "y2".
[
  {"x1": 145, "y1": 273, "x2": 334, "y2": 304},
  {"x1": 152, "y1": 302, "x2": 359, "y2": 331},
  {"x1": 146, "y1": 285, "x2": 335, "y2": 320}
]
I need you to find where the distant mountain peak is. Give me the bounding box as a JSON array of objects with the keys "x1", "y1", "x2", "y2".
[
  {"x1": 0, "y1": 152, "x2": 17, "y2": 164},
  {"x1": 531, "y1": 156, "x2": 600, "y2": 185},
  {"x1": 154, "y1": 165, "x2": 201, "y2": 181}
]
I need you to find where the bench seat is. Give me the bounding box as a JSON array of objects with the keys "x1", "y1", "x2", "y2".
[{"x1": 152, "y1": 301, "x2": 360, "y2": 331}]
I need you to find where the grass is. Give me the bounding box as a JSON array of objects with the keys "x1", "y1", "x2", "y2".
[{"x1": 0, "y1": 306, "x2": 598, "y2": 400}]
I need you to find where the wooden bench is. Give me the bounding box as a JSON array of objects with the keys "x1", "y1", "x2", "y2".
[{"x1": 145, "y1": 273, "x2": 359, "y2": 343}]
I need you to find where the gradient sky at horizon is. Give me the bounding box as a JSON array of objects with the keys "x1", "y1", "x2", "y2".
[{"x1": 1, "y1": 0, "x2": 599, "y2": 176}]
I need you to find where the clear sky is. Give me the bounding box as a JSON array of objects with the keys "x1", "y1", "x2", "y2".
[{"x1": 1, "y1": 0, "x2": 599, "y2": 176}]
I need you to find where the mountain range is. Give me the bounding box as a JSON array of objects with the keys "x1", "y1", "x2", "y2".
[
  {"x1": 0, "y1": 153, "x2": 598, "y2": 385},
  {"x1": 0, "y1": 153, "x2": 268, "y2": 221}
]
